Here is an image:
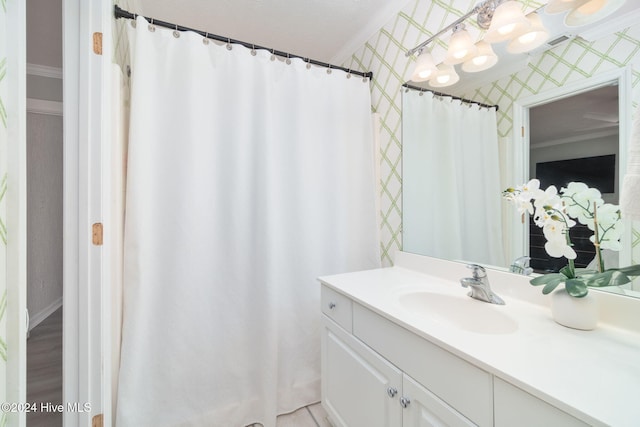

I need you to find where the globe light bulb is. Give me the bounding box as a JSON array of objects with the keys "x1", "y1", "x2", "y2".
[{"x1": 577, "y1": 0, "x2": 606, "y2": 15}]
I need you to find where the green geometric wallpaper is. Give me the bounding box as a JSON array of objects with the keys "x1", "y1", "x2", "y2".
[
  {"x1": 0, "y1": 0, "x2": 8, "y2": 424},
  {"x1": 344, "y1": 0, "x2": 640, "y2": 267}
]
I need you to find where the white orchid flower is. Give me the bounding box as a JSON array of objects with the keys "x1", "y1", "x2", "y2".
[
  {"x1": 561, "y1": 183, "x2": 603, "y2": 225},
  {"x1": 544, "y1": 239, "x2": 577, "y2": 259},
  {"x1": 596, "y1": 203, "x2": 621, "y2": 226},
  {"x1": 503, "y1": 179, "x2": 544, "y2": 215}
]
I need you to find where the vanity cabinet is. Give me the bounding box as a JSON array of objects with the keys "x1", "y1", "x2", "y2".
[
  {"x1": 321, "y1": 285, "x2": 481, "y2": 427},
  {"x1": 320, "y1": 283, "x2": 589, "y2": 427}
]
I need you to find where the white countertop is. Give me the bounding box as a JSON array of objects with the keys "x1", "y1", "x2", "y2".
[{"x1": 319, "y1": 253, "x2": 640, "y2": 427}]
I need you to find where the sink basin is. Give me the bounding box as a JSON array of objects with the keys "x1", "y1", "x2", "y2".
[{"x1": 397, "y1": 291, "x2": 518, "y2": 334}]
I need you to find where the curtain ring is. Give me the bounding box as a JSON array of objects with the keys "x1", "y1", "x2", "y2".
[
  {"x1": 250, "y1": 44, "x2": 257, "y2": 56},
  {"x1": 203, "y1": 32, "x2": 210, "y2": 45},
  {"x1": 148, "y1": 18, "x2": 155, "y2": 32},
  {"x1": 346, "y1": 69, "x2": 351, "y2": 79},
  {"x1": 270, "y1": 49, "x2": 276, "y2": 61},
  {"x1": 173, "y1": 24, "x2": 180, "y2": 38},
  {"x1": 326, "y1": 65, "x2": 332, "y2": 75},
  {"x1": 226, "y1": 38, "x2": 233, "y2": 50},
  {"x1": 131, "y1": 13, "x2": 137, "y2": 28},
  {"x1": 305, "y1": 58, "x2": 311, "y2": 69},
  {"x1": 285, "y1": 53, "x2": 291, "y2": 65}
]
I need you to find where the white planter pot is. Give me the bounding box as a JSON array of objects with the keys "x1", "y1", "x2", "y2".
[{"x1": 550, "y1": 288, "x2": 598, "y2": 331}]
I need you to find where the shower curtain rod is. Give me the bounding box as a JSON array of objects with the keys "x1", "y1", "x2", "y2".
[
  {"x1": 114, "y1": 5, "x2": 373, "y2": 79},
  {"x1": 402, "y1": 83, "x2": 499, "y2": 111}
]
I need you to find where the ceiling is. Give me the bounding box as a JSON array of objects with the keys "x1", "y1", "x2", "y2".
[
  {"x1": 530, "y1": 84, "x2": 619, "y2": 146},
  {"x1": 130, "y1": 0, "x2": 412, "y2": 64}
]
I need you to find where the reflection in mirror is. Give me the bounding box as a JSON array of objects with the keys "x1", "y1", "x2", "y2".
[
  {"x1": 403, "y1": 73, "x2": 639, "y2": 297},
  {"x1": 528, "y1": 84, "x2": 619, "y2": 273},
  {"x1": 402, "y1": 87, "x2": 505, "y2": 267},
  {"x1": 400, "y1": 0, "x2": 640, "y2": 298}
]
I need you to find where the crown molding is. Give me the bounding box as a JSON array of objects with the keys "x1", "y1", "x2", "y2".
[
  {"x1": 26, "y1": 63, "x2": 63, "y2": 79},
  {"x1": 530, "y1": 128, "x2": 618, "y2": 150}
]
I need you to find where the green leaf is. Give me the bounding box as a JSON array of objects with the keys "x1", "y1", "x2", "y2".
[
  {"x1": 575, "y1": 268, "x2": 598, "y2": 276},
  {"x1": 583, "y1": 270, "x2": 631, "y2": 288},
  {"x1": 610, "y1": 264, "x2": 640, "y2": 277},
  {"x1": 530, "y1": 273, "x2": 565, "y2": 286},
  {"x1": 565, "y1": 279, "x2": 588, "y2": 297},
  {"x1": 559, "y1": 264, "x2": 575, "y2": 279},
  {"x1": 542, "y1": 280, "x2": 562, "y2": 295}
]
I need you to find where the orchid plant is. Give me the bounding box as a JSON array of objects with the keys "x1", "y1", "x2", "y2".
[{"x1": 503, "y1": 179, "x2": 640, "y2": 298}]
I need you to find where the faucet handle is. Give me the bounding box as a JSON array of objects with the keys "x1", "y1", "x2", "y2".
[{"x1": 466, "y1": 264, "x2": 486, "y2": 279}]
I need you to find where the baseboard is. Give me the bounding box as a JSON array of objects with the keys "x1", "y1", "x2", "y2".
[{"x1": 29, "y1": 297, "x2": 63, "y2": 331}]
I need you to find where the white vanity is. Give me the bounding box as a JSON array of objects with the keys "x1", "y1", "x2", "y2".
[{"x1": 319, "y1": 252, "x2": 640, "y2": 427}]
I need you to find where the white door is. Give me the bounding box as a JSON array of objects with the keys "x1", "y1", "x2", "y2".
[
  {"x1": 1, "y1": 0, "x2": 28, "y2": 426},
  {"x1": 322, "y1": 317, "x2": 403, "y2": 427}
]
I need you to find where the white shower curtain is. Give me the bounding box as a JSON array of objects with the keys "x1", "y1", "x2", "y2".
[
  {"x1": 116, "y1": 17, "x2": 380, "y2": 427},
  {"x1": 402, "y1": 90, "x2": 505, "y2": 266}
]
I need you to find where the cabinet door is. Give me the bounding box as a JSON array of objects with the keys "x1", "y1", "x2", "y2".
[
  {"x1": 402, "y1": 375, "x2": 476, "y2": 427},
  {"x1": 322, "y1": 316, "x2": 403, "y2": 427},
  {"x1": 494, "y1": 378, "x2": 588, "y2": 427}
]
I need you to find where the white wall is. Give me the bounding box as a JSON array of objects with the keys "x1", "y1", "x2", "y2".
[
  {"x1": 27, "y1": 111, "x2": 63, "y2": 327},
  {"x1": 26, "y1": 0, "x2": 63, "y2": 328}
]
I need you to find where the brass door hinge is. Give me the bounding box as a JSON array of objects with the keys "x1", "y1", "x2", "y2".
[
  {"x1": 92, "y1": 223, "x2": 103, "y2": 246},
  {"x1": 521, "y1": 126, "x2": 525, "y2": 138},
  {"x1": 93, "y1": 32, "x2": 103, "y2": 55},
  {"x1": 92, "y1": 414, "x2": 103, "y2": 427}
]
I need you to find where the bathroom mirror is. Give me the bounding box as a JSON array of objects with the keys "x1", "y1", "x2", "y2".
[{"x1": 401, "y1": 14, "x2": 639, "y2": 296}]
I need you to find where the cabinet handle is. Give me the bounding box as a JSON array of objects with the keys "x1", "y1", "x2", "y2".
[
  {"x1": 386, "y1": 387, "x2": 397, "y2": 398},
  {"x1": 328, "y1": 302, "x2": 336, "y2": 310},
  {"x1": 399, "y1": 397, "x2": 411, "y2": 408}
]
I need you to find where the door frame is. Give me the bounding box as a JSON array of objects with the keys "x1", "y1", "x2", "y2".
[
  {"x1": 5, "y1": 0, "x2": 28, "y2": 425},
  {"x1": 510, "y1": 66, "x2": 632, "y2": 270},
  {"x1": 62, "y1": 0, "x2": 113, "y2": 425}
]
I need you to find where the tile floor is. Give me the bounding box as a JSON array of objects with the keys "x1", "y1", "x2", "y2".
[{"x1": 248, "y1": 403, "x2": 332, "y2": 427}]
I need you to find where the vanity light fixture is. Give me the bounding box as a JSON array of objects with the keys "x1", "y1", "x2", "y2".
[
  {"x1": 429, "y1": 64, "x2": 460, "y2": 88},
  {"x1": 406, "y1": 0, "x2": 549, "y2": 88},
  {"x1": 507, "y1": 12, "x2": 550, "y2": 53},
  {"x1": 462, "y1": 41, "x2": 498, "y2": 72},
  {"x1": 483, "y1": 0, "x2": 531, "y2": 43},
  {"x1": 444, "y1": 24, "x2": 478, "y2": 65},
  {"x1": 563, "y1": 0, "x2": 626, "y2": 27},
  {"x1": 411, "y1": 50, "x2": 438, "y2": 82},
  {"x1": 545, "y1": 0, "x2": 585, "y2": 14}
]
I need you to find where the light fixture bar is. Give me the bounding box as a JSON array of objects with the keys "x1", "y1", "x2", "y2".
[{"x1": 405, "y1": 0, "x2": 498, "y2": 57}]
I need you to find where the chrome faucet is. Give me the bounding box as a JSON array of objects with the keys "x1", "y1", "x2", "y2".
[
  {"x1": 460, "y1": 264, "x2": 505, "y2": 305},
  {"x1": 510, "y1": 256, "x2": 533, "y2": 276}
]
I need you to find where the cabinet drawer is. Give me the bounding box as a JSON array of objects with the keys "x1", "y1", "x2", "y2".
[
  {"x1": 352, "y1": 303, "x2": 493, "y2": 426},
  {"x1": 494, "y1": 378, "x2": 588, "y2": 427},
  {"x1": 321, "y1": 285, "x2": 353, "y2": 332}
]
